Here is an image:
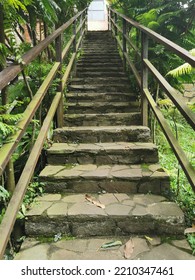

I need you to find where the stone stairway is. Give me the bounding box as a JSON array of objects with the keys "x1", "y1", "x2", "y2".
[{"x1": 24, "y1": 31, "x2": 184, "y2": 242}]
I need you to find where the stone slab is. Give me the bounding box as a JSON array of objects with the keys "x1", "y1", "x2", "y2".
[
  {"x1": 138, "y1": 243, "x2": 195, "y2": 260},
  {"x1": 25, "y1": 193, "x2": 185, "y2": 237},
  {"x1": 15, "y1": 236, "x2": 195, "y2": 260}
]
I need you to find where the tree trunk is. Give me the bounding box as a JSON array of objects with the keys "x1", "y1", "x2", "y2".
[{"x1": 0, "y1": 4, "x2": 8, "y2": 105}]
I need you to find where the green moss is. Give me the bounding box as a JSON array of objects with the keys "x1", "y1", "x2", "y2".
[
  {"x1": 63, "y1": 163, "x2": 78, "y2": 169},
  {"x1": 37, "y1": 235, "x2": 75, "y2": 244}
]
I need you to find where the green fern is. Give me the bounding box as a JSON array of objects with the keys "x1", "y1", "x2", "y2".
[
  {"x1": 167, "y1": 49, "x2": 195, "y2": 77},
  {"x1": 0, "y1": 103, "x2": 23, "y2": 146}
]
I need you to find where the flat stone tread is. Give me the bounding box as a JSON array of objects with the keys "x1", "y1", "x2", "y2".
[
  {"x1": 47, "y1": 142, "x2": 158, "y2": 154},
  {"x1": 66, "y1": 92, "x2": 136, "y2": 97},
  {"x1": 66, "y1": 101, "x2": 138, "y2": 107},
  {"x1": 26, "y1": 193, "x2": 182, "y2": 220},
  {"x1": 54, "y1": 125, "x2": 150, "y2": 133},
  {"x1": 64, "y1": 112, "x2": 141, "y2": 118},
  {"x1": 39, "y1": 163, "x2": 168, "y2": 180},
  {"x1": 15, "y1": 236, "x2": 195, "y2": 260},
  {"x1": 71, "y1": 77, "x2": 129, "y2": 82}
]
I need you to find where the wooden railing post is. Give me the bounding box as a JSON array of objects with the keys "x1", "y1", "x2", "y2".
[
  {"x1": 73, "y1": 19, "x2": 77, "y2": 53},
  {"x1": 55, "y1": 33, "x2": 64, "y2": 128},
  {"x1": 85, "y1": 9, "x2": 88, "y2": 33},
  {"x1": 123, "y1": 18, "x2": 127, "y2": 70},
  {"x1": 141, "y1": 32, "x2": 149, "y2": 127},
  {"x1": 5, "y1": 158, "x2": 15, "y2": 194},
  {"x1": 110, "y1": 10, "x2": 113, "y2": 32},
  {"x1": 114, "y1": 13, "x2": 118, "y2": 37},
  {"x1": 108, "y1": 7, "x2": 111, "y2": 31}
]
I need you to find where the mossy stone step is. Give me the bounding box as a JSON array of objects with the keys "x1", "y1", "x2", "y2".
[
  {"x1": 68, "y1": 84, "x2": 132, "y2": 93},
  {"x1": 66, "y1": 92, "x2": 137, "y2": 102},
  {"x1": 53, "y1": 125, "x2": 151, "y2": 143},
  {"x1": 63, "y1": 112, "x2": 141, "y2": 127},
  {"x1": 76, "y1": 62, "x2": 123, "y2": 67},
  {"x1": 39, "y1": 163, "x2": 169, "y2": 194},
  {"x1": 71, "y1": 77, "x2": 129, "y2": 84},
  {"x1": 76, "y1": 65, "x2": 124, "y2": 71},
  {"x1": 25, "y1": 193, "x2": 184, "y2": 237},
  {"x1": 47, "y1": 142, "x2": 159, "y2": 165},
  {"x1": 65, "y1": 101, "x2": 139, "y2": 114},
  {"x1": 75, "y1": 71, "x2": 126, "y2": 78}
]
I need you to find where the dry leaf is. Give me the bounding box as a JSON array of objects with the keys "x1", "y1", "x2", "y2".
[
  {"x1": 124, "y1": 239, "x2": 134, "y2": 259},
  {"x1": 184, "y1": 227, "x2": 195, "y2": 234},
  {"x1": 101, "y1": 240, "x2": 122, "y2": 249},
  {"x1": 85, "y1": 194, "x2": 105, "y2": 209}
]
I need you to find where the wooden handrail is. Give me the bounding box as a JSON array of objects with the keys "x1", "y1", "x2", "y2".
[
  {"x1": 0, "y1": 92, "x2": 61, "y2": 259},
  {"x1": 109, "y1": 7, "x2": 195, "y2": 67},
  {"x1": 0, "y1": 8, "x2": 88, "y2": 259},
  {"x1": 0, "y1": 8, "x2": 87, "y2": 91},
  {"x1": 108, "y1": 6, "x2": 195, "y2": 191}
]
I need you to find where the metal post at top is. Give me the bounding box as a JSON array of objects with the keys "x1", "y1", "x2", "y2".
[
  {"x1": 110, "y1": 10, "x2": 113, "y2": 33},
  {"x1": 123, "y1": 18, "x2": 127, "y2": 70},
  {"x1": 108, "y1": 7, "x2": 111, "y2": 31},
  {"x1": 141, "y1": 32, "x2": 149, "y2": 127},
  {"x1": 55, "y1": 33, "x2": 64, "y2": 128}
]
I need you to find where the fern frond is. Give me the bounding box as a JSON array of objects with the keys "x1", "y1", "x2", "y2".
[
  {"x1": 167, "y1": 49, "x2": 195, "y2": 77},
  {"x1": 0, "y1": 114, "x2": 23, "y2": 124},
  {"x1": 0, "y1": 121, "x2": 16, "y2": 137},
  {"x1": 167, "y1": 63, "x2": 193, "y2": 77}
]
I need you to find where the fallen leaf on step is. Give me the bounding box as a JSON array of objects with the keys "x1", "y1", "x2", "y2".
[
  {"x1": 184, "y1": 227, "x2": 195, "y2": 235},
  {"x1": 124, "y1": 239, "x2": 134, "y2": 259},
  {"x1": 85, "y1": 194, "x2": 105, "y2": 209},
  {"x1": 101, "y1": 240, "x2": 122, "y2": 249}
]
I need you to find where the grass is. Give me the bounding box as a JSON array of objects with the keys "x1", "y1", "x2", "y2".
[{"x1": 152, "y1": 106, "x2": 195, "y2": 224}]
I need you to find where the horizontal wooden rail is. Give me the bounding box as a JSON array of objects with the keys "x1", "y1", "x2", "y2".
[
  {"x1": 0, "y1": 62, "x2": 60, "y2": 176},
  {"x1": 144, "y1": 59, "x2": 195, "y2": 129},
  {"x1": 110, "y1": 17, "x2": 140, "y2": 55},
  {"x1": 124, "y1": 52, "x2": 141, "y2": 87},
  {"x1": 0, "y1": 8, "x2": 87, "y2": 91},
  {"x1": 0, "y1": 8, "x2": 88, "y2": 258},
  {"x1": 144, "y1": 88, "x2": 195, "y2": 189},
  {"x1": 109, "y1": 7, "x2": 195, "y2": 66},
  {"x1": 62, "y1": 29, "x2": 85, "y2": 90},
  {"x1": 0, "y1": 92, "x2": 61, "y2": 259},
  {"x1": 108, "y1": 5, "x2": 195, "y2": 191}
]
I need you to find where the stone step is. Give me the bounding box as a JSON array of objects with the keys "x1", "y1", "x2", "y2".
[
  {"x1": 78, "y1": 58, "x2": 122, "y2": 63},
  {"x1": 68, "y1": 84, "x2": 131, "y2": 93},
  {"x1": 39, "y1": 164, "x2": 169, "y2": 194},
  {"x1": 81, "y1": 50, "x2": 120, "y2": 55},
  {"x1": 15, "y1": 235, "x2": 194, "y2": 260},
  {"x1": 71, "y1": 77, "x2": 129, "y2": 85},
  {"x1": 63, "y1": 112, "x2": 141, "y2": 127},
  {"x1": 76, "y1": 66, "x2": 124, "y2": 72},
  {"x1": 76, "y1": 65, "x2": 123, "y2": 73},
  {"x1": 66, "y1": 92, "x2": 137, "y2": 102},
  {"x1": 76, "y1": 71, "x2": 126, "y2": 78},
  {"x1": 25, "y1": 193, "x2": 184, "y2": 237},
  {"x1": 76, "y1": 62, "x2": 123, "y2": 68},
  {"x1": 47, "y1": 142, "x2": 159, "y2": 165},
  {"x1": 81, "y1": 54, "x2": 120, "y2": 59},
  {"x1": 65, "y1": 101, "x2": 139, "y2": 114},
  {"x1": 53, "y1": 126, "x2": 151, "y2": 143}
]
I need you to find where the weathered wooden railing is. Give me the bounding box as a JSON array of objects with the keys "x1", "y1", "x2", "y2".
[
  {"x1": 108, "y1": 6, "x2": 195, "y2": 190},
  {"x1": 0, "y1": 8, "x2": 88, "y2": 259}
]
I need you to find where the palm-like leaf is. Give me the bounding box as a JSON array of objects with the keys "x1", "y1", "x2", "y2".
[{"x1": 167, "y1": 49, "x2": 195, "y2": 77}]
